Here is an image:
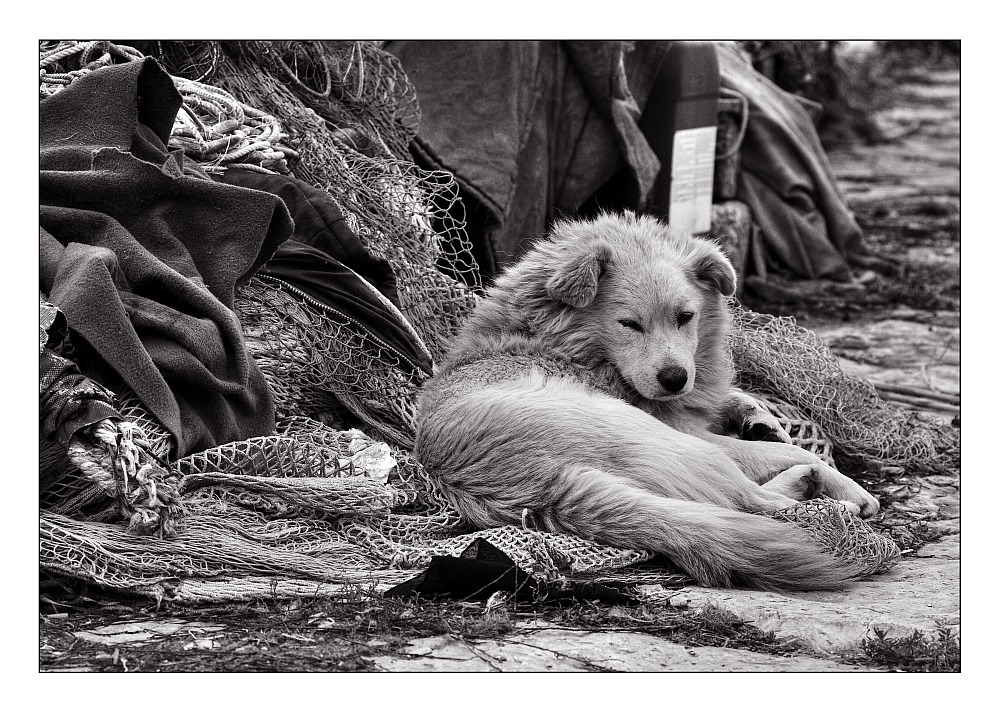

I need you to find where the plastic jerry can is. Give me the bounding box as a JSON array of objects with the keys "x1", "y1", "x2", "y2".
[{"x1": 639, "y1": 41, "x2": 720, "y2": 234}]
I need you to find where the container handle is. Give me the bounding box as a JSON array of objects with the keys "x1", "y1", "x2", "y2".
[{"x1": 716, "y1": 87, "x2": 749, "y2": 161}]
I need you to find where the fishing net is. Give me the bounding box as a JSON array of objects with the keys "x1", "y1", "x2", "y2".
[
  {"x1": 768, "y1": 499, "x2": 900, "y2": 576},
  {"x1": 197, "y1": 41, "x2": 482, "y2": 361},
  {"x1": 729, "y1": 304, "x2": 958, "y2": 474},
  {"x1": 39, "y1": 40, "x2": 480, "y2": 362},
  {"x1": 38, "y1": 40, "x2": 928, "y2": 604},
  {"x1": 234, "y1": 274, "x2": 428, "y2": 451}
]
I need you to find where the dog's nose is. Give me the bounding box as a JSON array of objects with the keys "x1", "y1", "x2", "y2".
[{"x1": 657, "y1": 366, "x2": 688, "y2": 393}]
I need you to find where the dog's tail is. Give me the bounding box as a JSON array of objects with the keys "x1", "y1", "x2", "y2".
[{"x1": 457, "y1": 465, "x2": 859, "y2": 592}]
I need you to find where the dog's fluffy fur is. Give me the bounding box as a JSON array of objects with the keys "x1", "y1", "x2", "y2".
[{"x1": 415, "y1": 212, "x2": 880, "y2": 591}]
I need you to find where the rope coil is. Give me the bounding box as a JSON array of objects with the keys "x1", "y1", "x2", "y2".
[{"x1": 39, "y1": 41, "x2": 296, "y2": 175}]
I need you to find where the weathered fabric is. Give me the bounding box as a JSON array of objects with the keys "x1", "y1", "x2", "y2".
[
  {"x1": 214, "y1": 168, "x2": 434, "y2": 375},
  {"x1": 39, "y1": 58, "x2": 293, "y2": 457},
  {"x1": 387, "y1": 40, "x2": 672, "y2": 277},
  {"x1": 213, "y1": 168, "x2": 402, "y2": 309},
  {"x1": 39, "y1": 345, "x2": 120, "y2": 447},
  {"x1": 718, "y1": 43, "x2": 870, "y2": 280}
]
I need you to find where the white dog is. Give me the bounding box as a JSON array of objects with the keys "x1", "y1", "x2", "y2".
[{"x1": 416, "y1": 212, "x2": 879, "y2": 590}]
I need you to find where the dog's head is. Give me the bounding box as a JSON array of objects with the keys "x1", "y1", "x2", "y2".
[{"x1": 545, "y1": 213, "x2": 736, "y2": 401}]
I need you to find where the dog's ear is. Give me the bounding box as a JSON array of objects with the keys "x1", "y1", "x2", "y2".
[
  {"x1": 546, "y1": 240, "x2": 612, "y2": 308},
  {"x1": 689, "y1": 242, "x2": 737, "y2": 297}
]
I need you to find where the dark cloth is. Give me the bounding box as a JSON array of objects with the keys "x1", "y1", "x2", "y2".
[
  {"x1": 718, "y1": 43, "x2": 870, "y2": 281},
  {"x1": 385, "y1": 538, "x2": 539, "y2": 602},
  {"x1": 213, "y1": 168, "x2": 402, "y2": 308},
  {"x1": 39, "y1": 58, "x2": 294, "y2": 457},
  {"x1": 259, "y1": 242, "x2": 434, "y2": 375},
  {"x1": 386, "y1": 41, "x2": 672, "y2": 277},
  {"x1": 216, "y1": 168, "x2": 433, "y2": 375},
  {"x1": 39, "y1": 297, "x2": 120, "y2": 445},
  {"x1": 40, "y1": 346, "x2": 121, "y2": 446},
  {"x1": 39, "y1": 296, "x2": 65, "y2": 352},
  {"x1": 385, "y1": 538, "x2": 631, "y2": 604}
]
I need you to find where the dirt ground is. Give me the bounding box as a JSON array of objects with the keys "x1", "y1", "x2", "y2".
[{"x1": 39, "y1": 47, "x2": 960, "y2": 673}]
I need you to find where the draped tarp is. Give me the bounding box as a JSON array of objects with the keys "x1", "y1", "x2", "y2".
[
  {"x1": 718, "y1": 43, "x2": 871, "y2": 281},
  {"x1": 387, "y1": 40, "x2": 672, "y2": 277},
  {"x1": 391, "y1": 41, "x2": 869, "y2": 282}
]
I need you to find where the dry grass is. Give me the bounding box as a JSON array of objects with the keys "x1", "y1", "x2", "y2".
[
  {"x1": 853, "y1": 624, "x2": 960, "y2": 672},
  {"x1": 39, "y1": 578, "x2": 804, "y2": 672}
]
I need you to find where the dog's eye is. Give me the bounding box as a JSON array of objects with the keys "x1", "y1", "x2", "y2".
[
  {"x1": 618, "y1": 319, "x2": 644, "y2": 333},
  {"x1": 677, "y1": 311, "x2": 694, "y2": 325}
]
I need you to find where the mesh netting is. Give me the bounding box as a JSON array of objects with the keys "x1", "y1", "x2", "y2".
[
  {"x1": 768, "y1": 499, "x2": 900, "y2": 576},
  {"x1": 40, "y1": 405, "x2": 662, "y2": 602},
  {"x1": 40, "y1": 386, "x2": 177, "y2": 525},
  {"x1": 202, "y1": 41, "x2": 482, "y2": 361},
  {"x1": 38, "y1": 40, "x2": 931, "y2": 603},
  {"x1": 730, "y1": 303, "x2": 959, "y2": 473},
  {"x1": 234, "y1": 275, "x2": 427, "y2": 450}
]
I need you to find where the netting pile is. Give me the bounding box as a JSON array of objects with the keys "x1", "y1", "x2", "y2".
[
  {"x1": 38, "y1": 41, "x2": 927, "y2": 604},
  {"x1": 40, "y1": 40, "x2": 481, "y2": 362},
  {"x1": 41, "y1": 406, "x2": 662, "y2": 603},
  {"x1": 235, "y1": 274, "x2": 428, "y2": 450},
  {"x1": 768, "y1": 499, "x2": 900, "y2": 576},
  {"x1": 201, "y1": 40, "x2": 482, "y2": 362},
  {"x1": 729, "y1": 304, "x2": 959, "y2": 474}
]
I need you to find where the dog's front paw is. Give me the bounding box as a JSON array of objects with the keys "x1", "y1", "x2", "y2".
[
  {"x1": 738, "y1": 405, "x2": 794, "y2": 444},
  {"x1": 762, "y1": 463, "x2": 823, "y2": 501},
  {"x1": 837, "y1": 501, "x2": 863, "y2": 517},
  {"x1": 725, "y1": 391, "x2": 793, "y2": 444},
  {"x1": 741, "y1": 416, "x2": 793, "y2": 444}
]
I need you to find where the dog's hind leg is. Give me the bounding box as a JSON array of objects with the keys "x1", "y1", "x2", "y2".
[
  {"x1": 760, "y1": 464, "x2": 823, "y2": 500},
  {"x1": 416, "y1": 376, "x2": 857, "y2": 590},
  {"x1": 698, "y1": 434, "x2": 880, "y2": 518},
  {"x1": 418, "y1": 373, "x2": 787, "y2": 515}
]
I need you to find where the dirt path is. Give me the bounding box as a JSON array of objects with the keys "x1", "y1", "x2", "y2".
[{"x1": 39, "y1": 54, "x2": 960, "y2": 674}]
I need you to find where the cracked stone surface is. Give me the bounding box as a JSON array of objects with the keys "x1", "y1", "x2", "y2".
[
  {"x1": 671, "y1": 534, "x2": 959, "y2": 655},
  {"x1": 815, "y1": 318, "x2": 958, "y2": 398},
  {"x1": 367, "y1": 624, "x2": 868, "y2": 672}
]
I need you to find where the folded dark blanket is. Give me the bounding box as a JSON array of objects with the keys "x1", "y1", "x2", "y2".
[
  {"x1": 39, "y1": 58, "x2": 294, "y2": 457},
  {"x1": 718, "y1": 44, "x2": 870, "y2": 281}
]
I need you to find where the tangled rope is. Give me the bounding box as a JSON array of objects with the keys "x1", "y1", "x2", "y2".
[
  {"x1": 66, "y1": 420, "x2": 184, "y2": 538},
  {"x1": 39, "y1": 40, "x2": 144, "y2": 96},
  {"x1": 170, "y1": 77, "x2": 297, "y2": 174},
  {"x1": 39, "y1": 40, "x2": 296, "y2": 175}
]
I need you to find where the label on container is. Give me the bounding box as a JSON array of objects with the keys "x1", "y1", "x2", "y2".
[{"x1": 669, "y1": 126, "x2": 717, "y2": 234}]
